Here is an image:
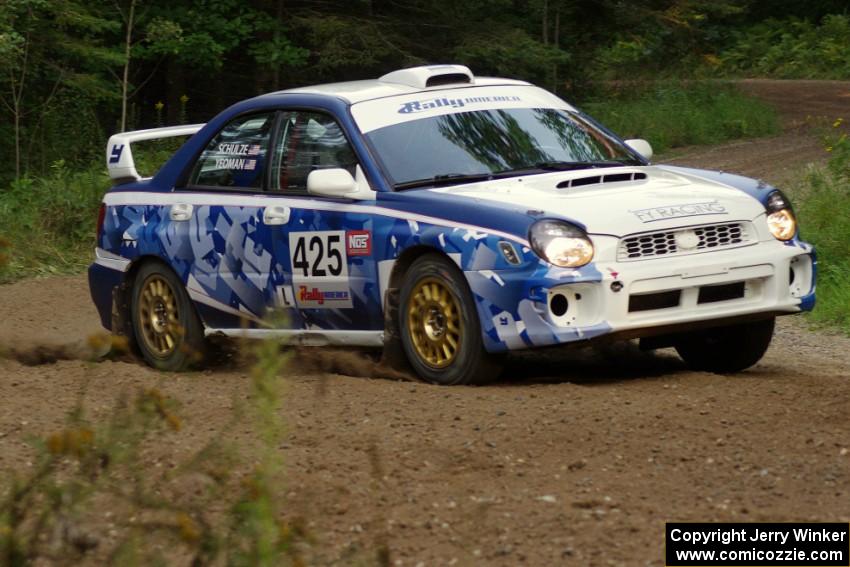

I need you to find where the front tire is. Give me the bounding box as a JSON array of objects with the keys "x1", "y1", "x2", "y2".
[
  {"x1": 399, "y1": 254, "x2": 497, "y2": 385},
  {"x1": 674, "y1": 317, "x2": 775, "y2": 373},
  {"x1": 130, "y1": 262, "x2": 206, "y2": 371}
]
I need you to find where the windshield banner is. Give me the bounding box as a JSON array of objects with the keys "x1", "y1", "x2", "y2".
[{"x1": 351, "y1": 85, "x2": 574, "y2": 133}]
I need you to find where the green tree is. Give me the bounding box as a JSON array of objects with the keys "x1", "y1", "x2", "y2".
[{"x1": 0, "y1": 0, "x2": 121, "y2": 180}]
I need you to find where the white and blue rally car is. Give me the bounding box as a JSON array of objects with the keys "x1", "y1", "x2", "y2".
[{"x1": 90, "y1": 65, "x2": 815, "y2": 384}]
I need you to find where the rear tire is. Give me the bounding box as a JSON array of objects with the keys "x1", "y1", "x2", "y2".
[
  {"x1": 674, "y1": 317, "x2": 775, "y2": 373},
  {"x1": 130, "y1": 262, "x2": 206, "y2": 371},
  {"x1": 399, "y1": 254, "x2": 498, "y2": 385}
]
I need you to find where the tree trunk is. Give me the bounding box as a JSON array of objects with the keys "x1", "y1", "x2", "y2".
[
  {"x1": 120, "y1": 0, "x2": 136, "y2": 132},
  {"x1": 13, "y1": 103, "x2": 20, "y2": 180},
  {"x1": 10, "y1": 32, "x2": 30, "y2": 180}
]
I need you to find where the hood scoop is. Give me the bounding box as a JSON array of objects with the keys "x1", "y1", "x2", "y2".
[{"x1": 556, "y1": 171, "x2": 647, "y2": 189}]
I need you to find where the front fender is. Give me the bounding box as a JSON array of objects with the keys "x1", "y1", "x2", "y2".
[{"x1": 379, "y1": 214, "x2": 605, "y2": 352}]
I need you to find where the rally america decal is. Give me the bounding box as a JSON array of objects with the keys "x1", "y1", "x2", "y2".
[
  {"x1": 288, "y1": 231, "x2": 353, "y2": 309},
  {"x1": 297, "y1": 285, "x2": 351, "y2": 306},
  {"x1": 399, "y1": 94, "x2": 522, "y2": 114},
  {"x1": 352, "y1": 84, "x2": 575, "y2": 133}
]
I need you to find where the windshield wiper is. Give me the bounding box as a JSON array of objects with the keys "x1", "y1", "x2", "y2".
[{"x1": 394, "y1": 172, "x2": 493, "y2": 190}]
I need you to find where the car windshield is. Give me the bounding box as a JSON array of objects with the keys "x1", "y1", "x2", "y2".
[{"x1": 364, "y1": 107, "x2": 641, "y2": 189}]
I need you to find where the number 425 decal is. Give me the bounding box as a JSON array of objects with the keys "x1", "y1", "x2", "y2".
[{"x1": 289, "y1": 231, "x2": 348, "y2": 279}]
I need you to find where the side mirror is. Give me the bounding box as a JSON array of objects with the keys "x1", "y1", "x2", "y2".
[
  {"x1": 307, "y1": 168, "x2": 357, "y2": 198},
  {"x1": 625, "y1": 139, "x2": 653, "y2": 161}
]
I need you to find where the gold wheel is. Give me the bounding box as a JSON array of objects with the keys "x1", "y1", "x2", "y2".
[
  {"x1": 406, "y1": 277, "x2": 462, "y2": 369},
  {"x1": 137, "y1": 274, "x2": 181, "y2": 358}
]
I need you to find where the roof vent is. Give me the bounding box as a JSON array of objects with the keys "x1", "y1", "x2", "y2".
[
  {"x1": 379, "y1": 65, "x2": 474, "y2": 89},
  {"x1": 557, "y1": 171, "x2": 647, "y2": 189}
]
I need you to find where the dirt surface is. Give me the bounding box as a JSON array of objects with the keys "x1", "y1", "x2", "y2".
[
  {"x1": 3, "y1": 80, "x2": 850, "y2": 566},
  {"x1": 661, "y1": 79, "x2": 850, "y2": 185}
]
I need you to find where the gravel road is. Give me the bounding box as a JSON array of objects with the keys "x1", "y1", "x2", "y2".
[{"x1": 1, "y1": 80, "x2": 849, "y2": 566}]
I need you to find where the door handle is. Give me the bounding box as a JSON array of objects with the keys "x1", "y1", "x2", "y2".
[
  {"x1": 170, "y1": 203, "x2": 193, "y2": 222},
  {"x1": 263, "y1": 205, "x2": 290, "y2": 226}
]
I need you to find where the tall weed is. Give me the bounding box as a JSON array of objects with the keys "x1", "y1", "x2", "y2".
[
  {"x1": 0, "y1": 162, "x2": 108, "y2": 280},
  {"x1": 0, "y1": 139, "x2": 183, "y2": 282},
  {"x1": 797, "y1": 120, "x2": 850, "y2": 332},
  {"x1": 0, "y1": 336, "x2": 313, "y2": 566}
]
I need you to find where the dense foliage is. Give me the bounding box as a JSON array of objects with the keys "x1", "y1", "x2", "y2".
[
  {"x1": 0, "y1": 0, "x2": 847, "y2": 187},
  {"x1": 718, "y1": 15, "x2": 850, "y2": 78}
]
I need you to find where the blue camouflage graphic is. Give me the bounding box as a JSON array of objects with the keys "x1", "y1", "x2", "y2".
[{"x1": 98, "y1": 196, "x2": 612, "y2": 352}]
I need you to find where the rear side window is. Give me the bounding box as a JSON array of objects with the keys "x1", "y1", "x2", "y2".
[{"x1": 189, "y1": 113, "x2": 274, "y2": 189}]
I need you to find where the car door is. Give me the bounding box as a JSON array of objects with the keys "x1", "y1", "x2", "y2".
[
  {"x1": 177, "y1": 111, "x2": 281, "y2": 330},
  {"x1": 261, "y1": 110, "x2": 384, "y2": 333}
]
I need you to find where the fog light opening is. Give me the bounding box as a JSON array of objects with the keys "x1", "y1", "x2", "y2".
[{"x1": 550, "y1": 293, "x2": 569, "y2": 317}]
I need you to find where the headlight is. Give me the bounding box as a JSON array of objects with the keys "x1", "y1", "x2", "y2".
[
  {"x1": 529, "y1": 220, "x2": 594, "y2": 268},
  {"x1": 765, "y1": 190, "x2": 797, "y2": 241}
]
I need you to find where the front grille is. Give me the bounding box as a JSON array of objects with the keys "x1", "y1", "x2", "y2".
[{"x1": 617, "y1": 222, "x2": 753, "y2": 261}]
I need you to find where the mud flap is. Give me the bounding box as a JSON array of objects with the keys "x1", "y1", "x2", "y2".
[
  {"x1": 377, "y1": 287, "x2": 418, "y2": 380},
  {"x1": 111, "y1": 281, "x2": 139, "y2": 355}
]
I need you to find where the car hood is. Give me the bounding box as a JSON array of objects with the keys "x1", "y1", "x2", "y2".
[{"x1": 427, "y1": 165, "x2": 766, "y2": 237}]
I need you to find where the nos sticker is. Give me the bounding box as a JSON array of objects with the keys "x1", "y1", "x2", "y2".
[
  {"x1": 288, "y1": 231, "x2": 352, "y2": 308},
  {"x1": 346, "y1": 230, "x2": 371, "y2": 256}
]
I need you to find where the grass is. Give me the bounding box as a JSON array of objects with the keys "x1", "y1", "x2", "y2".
[
  {"x1": 582, "y1": 81, "x2": 779, "y2": 154},
  {"x1": 0, "y1": 142, "x2": 182, "y2": 283},
  {"x1": 0, "y1": 162, "x2": 108, "y2": 281},
  {"x1": 796, "y1": 127, "x2": 850, "y2": 333}
]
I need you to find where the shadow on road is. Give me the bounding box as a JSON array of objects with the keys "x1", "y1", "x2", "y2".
[{"x1": 498, "y1": 341, "x2": 688, "y2": 386}]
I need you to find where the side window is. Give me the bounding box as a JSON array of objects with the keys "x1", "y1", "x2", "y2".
[
  {"x1": 270, "y1": 112, "x2": 358, "y2": 193},
  {"x1": 189, "y1": 113, "x2": 274, "y2": 189}
]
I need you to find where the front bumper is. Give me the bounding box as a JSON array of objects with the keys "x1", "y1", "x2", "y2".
[{"x1": 469, "y1": 238, "x2": 816, "y2": 353}]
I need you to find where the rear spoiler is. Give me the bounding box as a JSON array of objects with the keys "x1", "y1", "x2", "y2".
[{"x1": 106, "y1": 124, "x2": 205, "y2": 184}]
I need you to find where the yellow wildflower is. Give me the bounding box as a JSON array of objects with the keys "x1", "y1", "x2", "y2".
[
  {"x1": 176, "y1": 512, "x2": 200, "y2": 542},
  {"x1": 46, "y1": 428, "x2": 94, "y2": 457}
]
